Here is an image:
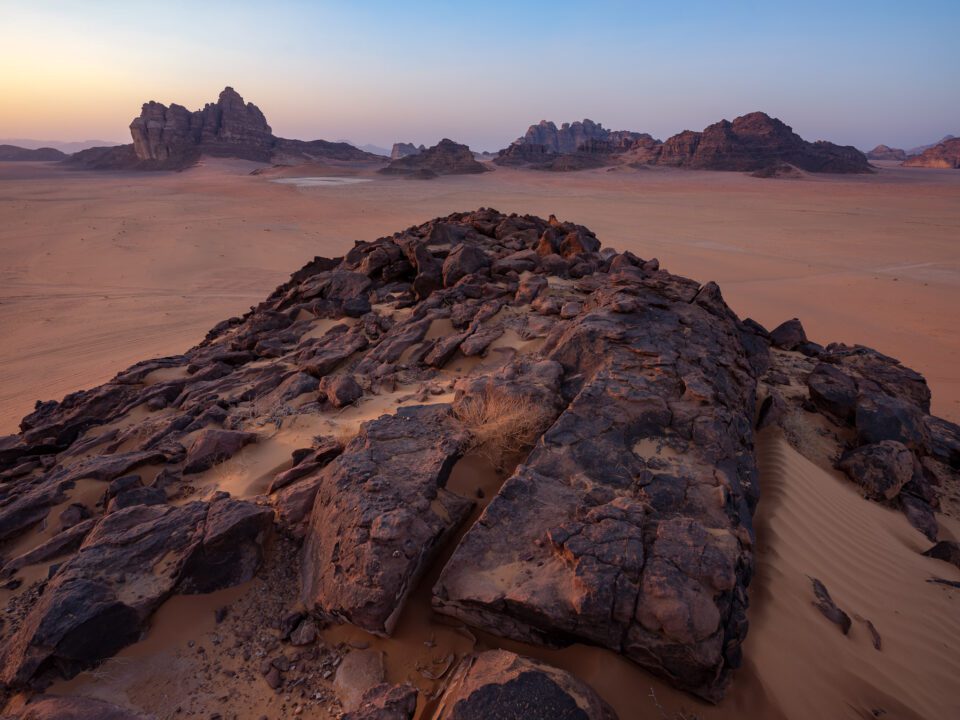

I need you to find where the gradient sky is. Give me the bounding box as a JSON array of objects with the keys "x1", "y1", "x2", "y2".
[{"x1": 1, "y1": 0, "x2": 958, "y2": 151}]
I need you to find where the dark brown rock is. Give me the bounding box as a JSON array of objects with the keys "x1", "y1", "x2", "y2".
[
  {"x1": 837, "y1": 440, "x2": 918, "y2": 500},
  {"x1": 810, "y1": 578, "x2": 851, "y2": 634},
  {"x1": 183, "y1": 429, "x2": 257, "y2": 474},
  {"x1": 806, "y1": 362, "x2": 857, "y2": 421},
  {"x1": 923, "y1": 541, "x2": 960, "y2": 569},
  {"x1": 769, "y1": 318, "x2": 807, "y2": 350},
  {"x1": 0, "y1": 496, "x2": 270, "y2": 686},
  {"x1": 301, "y1": 405, "x2": 472, "y2": 635},
  {"x1": 434, "y1": 650, "x2": 616, "y2": 720}
]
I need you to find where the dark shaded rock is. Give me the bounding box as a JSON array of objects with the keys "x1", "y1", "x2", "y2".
[
  {"x1": 923, "y1": 541, "x2": 960, "y2": 569},
  {"x1": 342, "y1": 682, "x2": 417, "y2": 720},
  {"x1": 0, "y1": 496, "x2": 270, "y2": 685},
  {"x1": 443, "y1": 244, "x2": 491, "y2": 287},
  {"x1": 900, "y1": 494, "x2": 939, "y2": 541},
  {"x1": 810, "y1": 578, "x2": 851, "y2": 634},
  {"x1": 434, "y1": 650, "x2": 616, "y2": 720},
  {"x1": 321, "y1": 375, "x2": 363, "y2": 408},
  {"x1": 837, "y1": 440, "x2": 917, "y2": 501},
  {"x1": 107, "y1": 485, "x2": 167, "y2": 512},
  {"x1": 183, "y1": 429, "x2": 257, "y2": 474},
  {"x1": 769, "y1": 318, "x2": 807, "y2": 350},
  {"x1": 301, "y1": 405, "x2": 471, "y2": 636},
  {"x1": 855, "y1": 394, "x2": 928, "y2": 451},
  {"x1": 178, "y1": 497, "x2": 274, "y2": 593},
  {"x1": 807, "y1": 363, "x2": 858, "y2": 422}
]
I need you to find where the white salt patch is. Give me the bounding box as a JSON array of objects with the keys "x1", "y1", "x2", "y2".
[{"x1": 269, "y1": 177, "x2": 371, "y2": 188}]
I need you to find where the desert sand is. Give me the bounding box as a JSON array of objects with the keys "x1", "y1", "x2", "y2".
[
  {"x1": 1, "y1": 158, "x2": 957, "y2": 438},
  {"x1": 1, "y1": 159, "x2": 959, "y2": 719}
]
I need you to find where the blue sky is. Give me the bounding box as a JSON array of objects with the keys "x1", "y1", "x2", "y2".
[{"x1": 1, "y1": 0, "x2": 957, "y2": 150}]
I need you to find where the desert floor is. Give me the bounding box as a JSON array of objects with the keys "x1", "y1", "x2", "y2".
[
  {"x1": 1, "y1": 158, "x2": 959, "y2": 718},
  {"x1": 1, "y1": 158, "x2": 957, "y2": 436}
]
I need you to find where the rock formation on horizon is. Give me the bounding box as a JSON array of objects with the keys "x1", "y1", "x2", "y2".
[
  {"x1": 496, "y1": 112, "x2": 871, "y2": 174},
  {"x1": 866, "y1": 144, "x2": 907, "y2": 161},
  {"x1": 390, "y1": 142, "x2": 425, "y2": 160},
  {"x1": 0, "y1": 145, "x2": 67, "y2": 161},
  {"x1": 70, "y1": 87, "x2": 385, "y2": 171},
  {"x1": 496, "y1": 119, "x2": 659, "y2": 170},
  {"x1": 0, "y1": 209, "x2": 956, "y2": 716},
  {"x1": 378, "y1": 138, "x2": 488, "y2": 178},
  {"x1": 902, "y1": 137, "x2": 960, "y2": 168},
  {"x1": 906, "y1": 134, "x2": 956, "y2": 157}
]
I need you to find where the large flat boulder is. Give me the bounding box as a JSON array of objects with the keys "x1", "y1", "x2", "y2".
[
  {"x1": 300, "y1": 405, "x2": 471, "y2": 635},
  {"x1": 433, "y1": 273, "x2": 759, "y2": 702}
]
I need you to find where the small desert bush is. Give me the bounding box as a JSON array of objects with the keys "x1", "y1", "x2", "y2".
[{"x1": 453, "y1": 390, "x2": 552, "y2": 463}]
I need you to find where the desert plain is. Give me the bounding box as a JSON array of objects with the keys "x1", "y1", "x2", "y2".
[{"x1": 0, "y1": 158, "x2": 959, "y2": 720}]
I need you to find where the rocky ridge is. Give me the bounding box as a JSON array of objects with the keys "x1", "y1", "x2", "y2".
[
  {"x1": 496, "y1": 112, "x2": 871, "y2": 174},
  {"x1": 379, "y1": 139, "x2": 488, "y2": 178},
  {"x1": 69, "y1": 87, "x2": 384, "y2": 171},
  {"x1": 865, "y1": 144, "x2": 907, "y2": 161},
  {"x1": 0, "y1": 146, "x2": 67, "y2": 162},
  {"x1": 902, "y1": 137, "x2": 960, "y2": 168},
  {"x1": 0, "y1": 210, "x2": 956, "y2": 717}
]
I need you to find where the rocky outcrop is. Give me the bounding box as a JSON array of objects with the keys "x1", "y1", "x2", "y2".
[
  {"x1": 903, "y1": 137, "x2": 960, "y2": 168},
  {"x1": 73, "y1": 87, "x2": 383, "y2": 170},
  {"x1": 496, "y1": 113, "x2": 869, "y2": 174},
  {"x1": 300, "y1": 405, "x2": 472, "y2": 635},
  {"x1": 433, "y1": 651, "x2": 617, "y2": 719},
  {"x1": 0, "y1": 146, "x2": 67, "y2": 161},
  {"x1": 0, "y1": 495, "x2": 271, "y2": 686},
  {"x1": 866, "y1": 144, "x2": 907, "y2": 161},
  {"x1": 379, "y1": 139, "x2": 488, "y2": 178},
  {"x1": 654, "y1": 112, "x2": 871, "y2": 173},
  {"x1": 390, "y1": 142, "x2": 425, "y2": 160},
  {"x1": 906, "y1": 134, "x2": 955, "y2": 156},
  {"x1": 753, "y1": 319, "x2": 957, "y2": 543},
  {"x1": 0, "y1": 209, "x2": 956, "y2": 712},
  {"x1": 495, "y1": 119, "x2": 657, "y2": 170}
]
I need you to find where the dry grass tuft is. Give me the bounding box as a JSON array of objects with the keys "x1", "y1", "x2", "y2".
[{"x1": 453, "y1": 390, "x2": 552, "y2": 463}]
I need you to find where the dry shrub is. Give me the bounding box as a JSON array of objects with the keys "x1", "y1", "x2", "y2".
[{"x1": 453, "y1": 390, "x2": 552, "y2": 463}]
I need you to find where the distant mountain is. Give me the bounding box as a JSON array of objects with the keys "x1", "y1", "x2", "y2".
[
  {"x1": 0, "y1": 138, "x2": 121, "y2": 154},
  {"x1": 903, "y1": 137, "x2": 960, "y2": 168},
  {"x1": 337, "y1": 141, "x2": 390, "y2": 157},
  {"x1": 866, "y1": 145, "x2": 907, "y2": 161},
  {"x1": 496, "y1": 119, "x2": 657, "y2": 170},
  {"x1": 391, "y1": 142, "x2": 426, "y2": 160},
  {"x1": 495, "y1": 112, "x2": 870, "y2": 174},
  {"x1": 379, "y1": 139, "x2": 488, "y2": 179},
  {"x1": 69, "y1": 87, "x2": 386, "y2": 170},
  {"x1": 906, "y1": 135, "x2": 955, "y2": 157},
  {"x1": 0, "y1": 145, "x2": 67, "y2": 161}
]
